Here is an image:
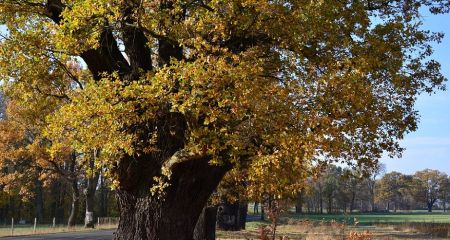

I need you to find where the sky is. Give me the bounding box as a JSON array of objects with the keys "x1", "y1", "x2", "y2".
[{"x1": 381, "y1": 11, "x2": 450, "y2": 174}]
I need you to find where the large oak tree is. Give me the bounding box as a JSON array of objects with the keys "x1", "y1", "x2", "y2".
[{"x1": 0, "y1": 0, "x2": 448, "y2": 239}]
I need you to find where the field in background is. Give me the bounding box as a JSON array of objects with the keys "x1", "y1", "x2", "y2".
[
  {"x1": 1, "y1": 213, "x2": 450, "y2": 239},
  {"x1": 218, "y1": 221, "x2": 447, "y2": 240},
  {"x1": 216, "y1": 210, "x2": 450, "y2": 239},
  {"x1": 286, "y1": 211, "x2": 450, "y2": 225},
  {"x1": 248, "y1": 203, "x2": 450, "y2": 224}
]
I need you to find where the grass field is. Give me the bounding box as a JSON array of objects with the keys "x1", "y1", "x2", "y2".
[
  {"x1": 217, "y1": 222, "x2": 445, "y2": 240},
  {"x1": 284, "y1": 211, "x2": 450, "y2": 225},
  {"x1": 216, "y1": 209, "x2": 450, "y2": 239},
  {"x1": 248, "y1": 203, "x2": 450, "y2": 224},
  {"x1": 218, "y1": 212, "x2": 450, "y2": 239}
]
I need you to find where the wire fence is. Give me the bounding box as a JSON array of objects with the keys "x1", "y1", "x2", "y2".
[{"x1": 0, "y1": 217, "x2": 119, "y2": 237}]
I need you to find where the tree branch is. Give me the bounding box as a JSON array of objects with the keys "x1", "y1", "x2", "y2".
[
  {"x1": 119, "y1": 1, "x2": 153, "y2": 80},
  {"x1": 158, "y1": 0, "x2": 183, "y2": 66},
  {"x1": 44, "y1": 0, "x2": 131, "y2": 80}
]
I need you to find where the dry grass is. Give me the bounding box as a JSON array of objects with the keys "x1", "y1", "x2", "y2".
[
  {"x1": 1, "y1": 218, "x2": 449, "y2": 239},
  {"x1": 217, "y1": 218, "x2": 450, "y2": 240},
  {"x1": 0, "y1": 223, "x2": 117, "y2": 237},
  {"x1": 217, "y1": 219, "x2": 366, "y2": 240},
  {"x1": 391, "y1": 222, "x2": 450, "y2": 238}
]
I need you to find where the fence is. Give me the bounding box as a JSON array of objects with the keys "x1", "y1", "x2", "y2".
[
  {"x1": 0, "y1": 217, "x2": 119, "y2": 237},
  {"x1": 97, "y1": 217, "x2": 119, "y2": 228}
]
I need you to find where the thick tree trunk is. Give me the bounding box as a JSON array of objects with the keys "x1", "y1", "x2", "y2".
[
  {"x1": 114, "y1": 157, "x2": 228, "y2": 240},
  {"x1": 217, "y1": 200, "x2": 239, "y2": 231},
  {"x1": 238, "y1": 201, "x2": 248, "y2": 230},
  {"x1": 193, "y1": 206, "x2": 217, "y2": 240},
  {"x1": 216, "y1": 200, "x2": 247, "y2": 230}
]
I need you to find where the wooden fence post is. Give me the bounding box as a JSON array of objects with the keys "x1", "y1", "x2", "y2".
[
  {"x1": 11, "y1": 217, "x2": 14, "y2": 236},
  {"x1": 33, "y1": 217, "x2": 37, "y2": 234}
]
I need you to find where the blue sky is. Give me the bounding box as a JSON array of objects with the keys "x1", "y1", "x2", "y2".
[{"x1": 381, "y1": 12, "x2": 450, "y2": 174}]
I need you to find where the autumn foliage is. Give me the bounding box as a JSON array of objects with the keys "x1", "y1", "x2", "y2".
[{"x1": 0, "y1": 0, "x2": 448, "y2": 239}]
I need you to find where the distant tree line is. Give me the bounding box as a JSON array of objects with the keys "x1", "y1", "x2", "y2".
[
  {"x1": 0, "y1": 92, "x2": 118, "y2": 226},
  {"x1": 295, "y1": 164, "x2": 450, "y2": 214},
  {"x1": 0, "y1": 171, "x2": 118, "y2": 225}
]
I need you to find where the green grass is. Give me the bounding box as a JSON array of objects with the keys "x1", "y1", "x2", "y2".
[
  {"x1": 247, "y1": 203, "x2": 450, "y2": 225},
  {"x1": 284, "y1": 211, "x2": 450, "y2": 225}
]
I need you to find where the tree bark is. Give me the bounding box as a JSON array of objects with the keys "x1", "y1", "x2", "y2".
[
  {"x1": 215, "y1": 200, "x2": 247, "y2": 230},
  {"x1": 238, "y1": 201, "x2": 248, "y2": 230},
  {"x1": 193, "y1": 206, "x2": 217, "y2": 240},
  {"x1": 217, "y1": 200, "x2": 239, "y2": 231},
  {"x1": 114, "y1": 157, "x2": 228, "y2": 240}
]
